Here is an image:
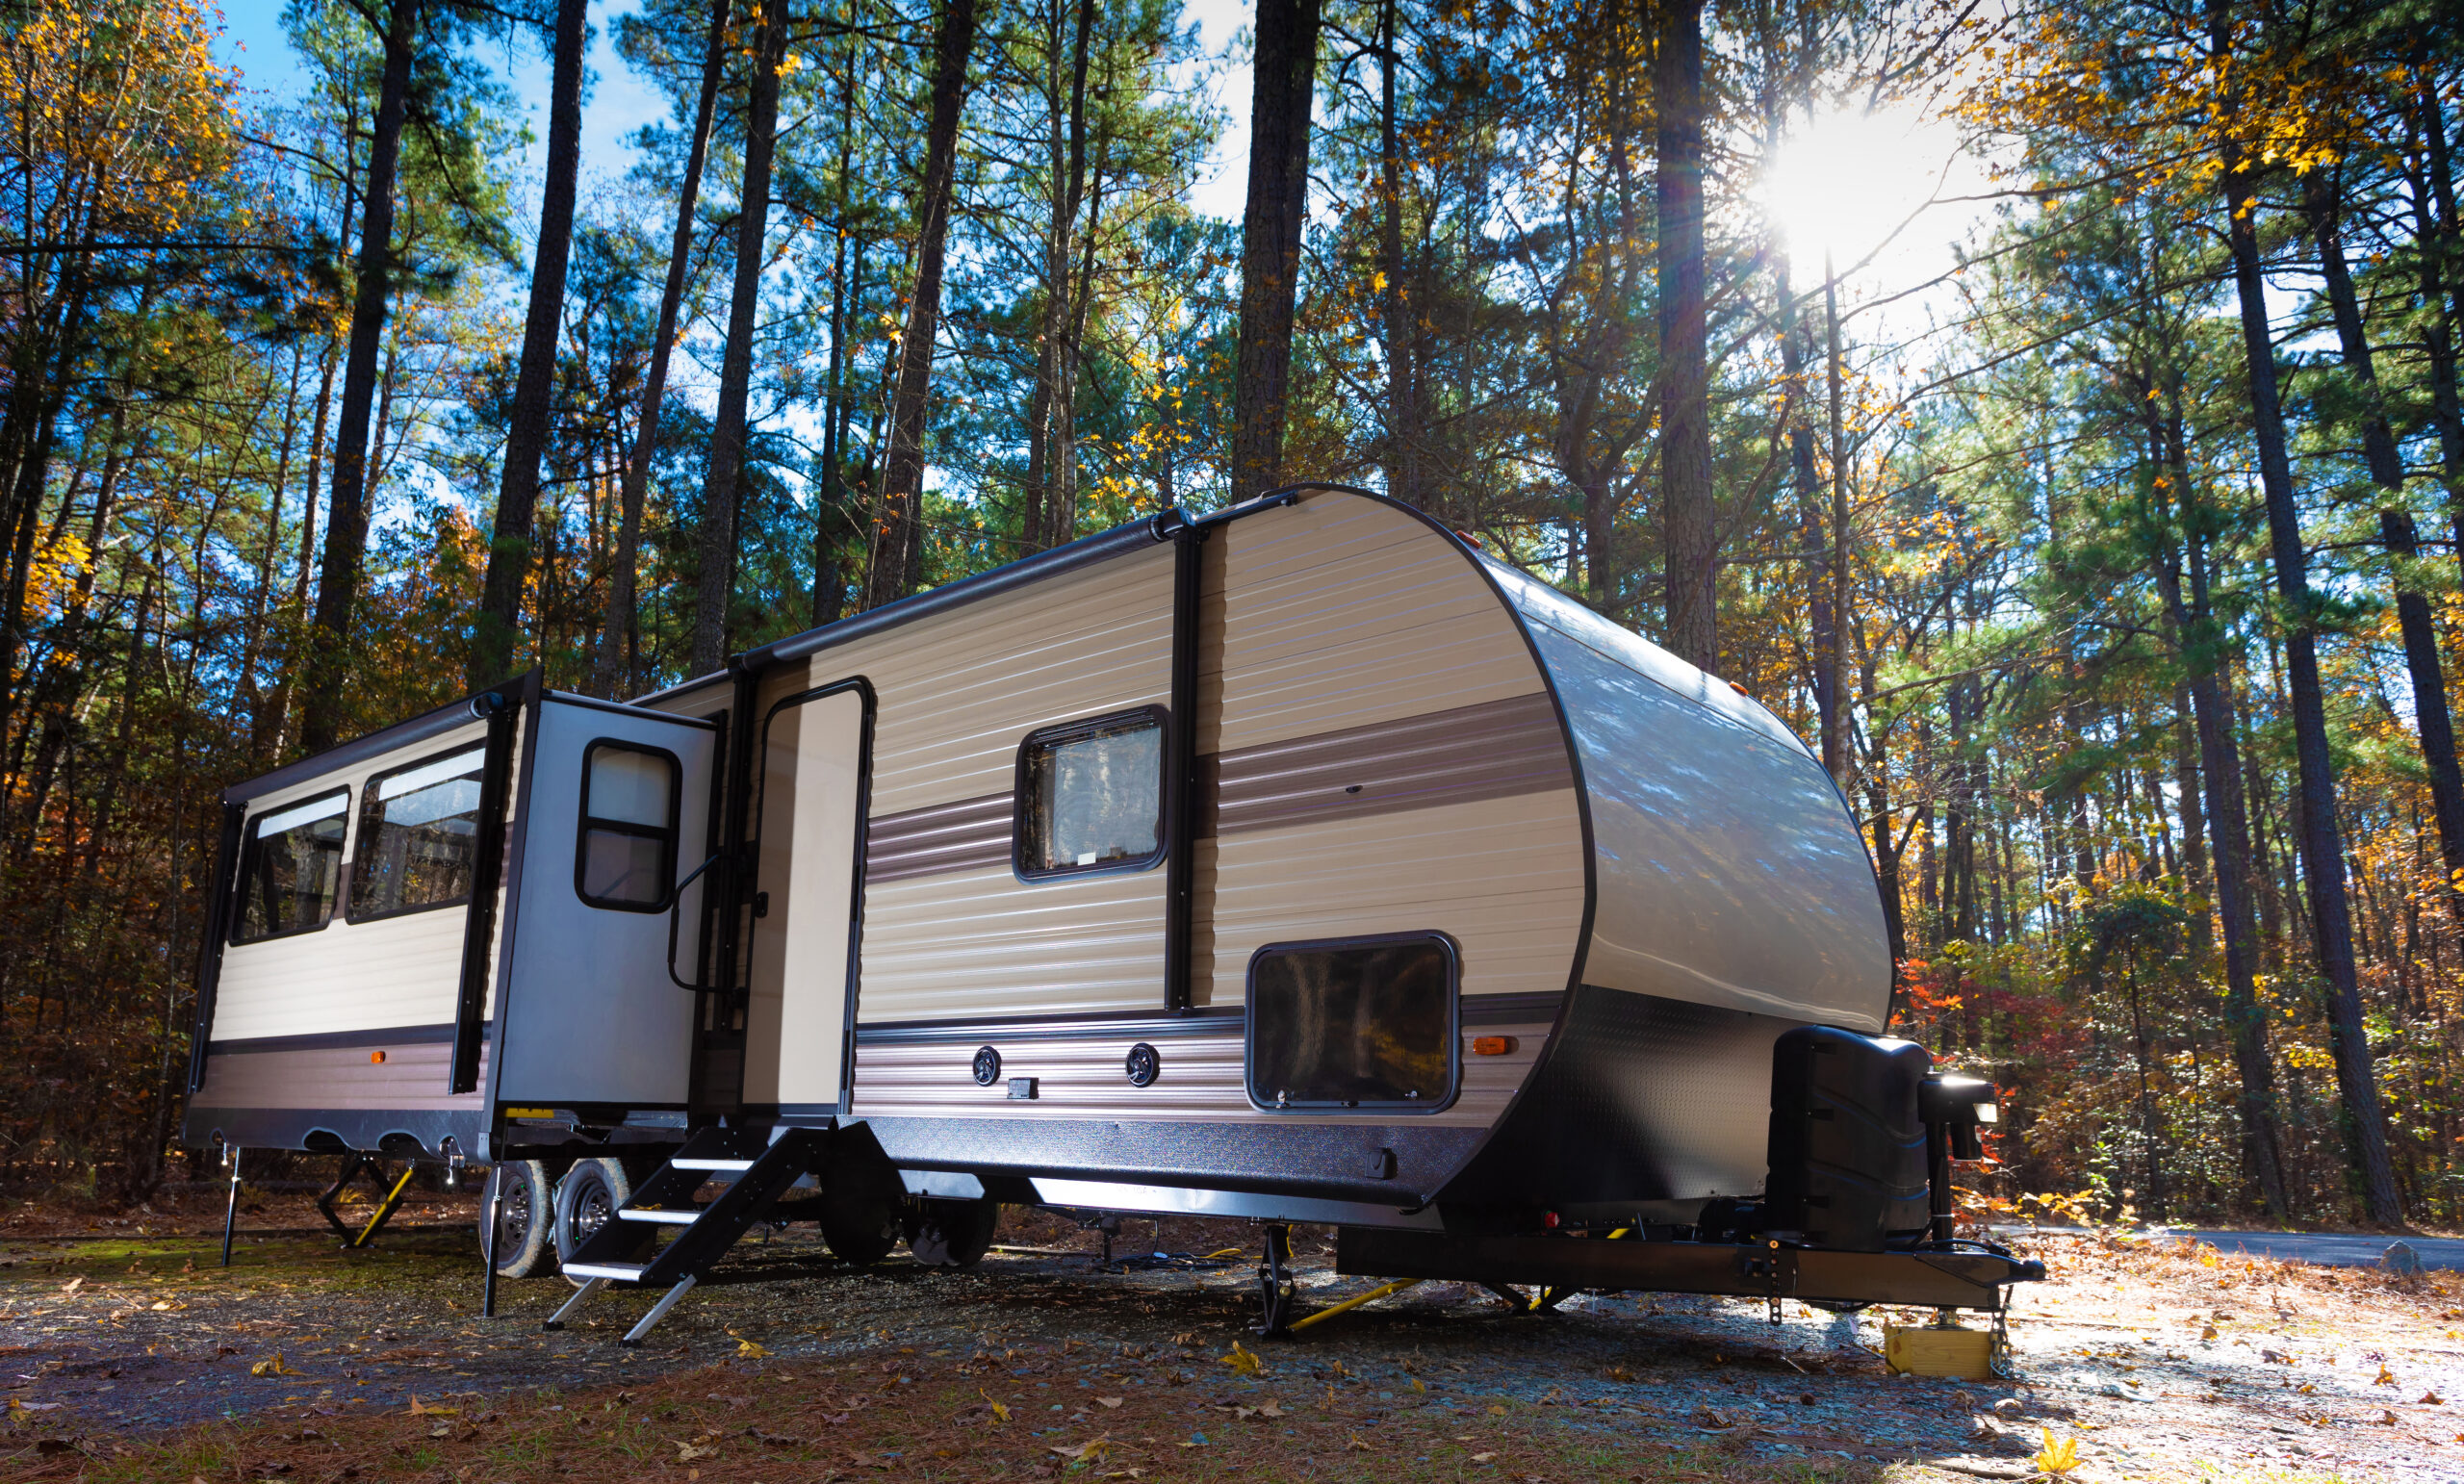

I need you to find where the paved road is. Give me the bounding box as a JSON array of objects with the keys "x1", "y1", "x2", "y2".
[{"x1": 2003, "y1": 1224, "x2": 2464, "y2": 1271}]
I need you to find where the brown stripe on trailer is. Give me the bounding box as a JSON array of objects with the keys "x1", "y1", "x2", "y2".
[
  {"x1": 863, "y1": 692, "x2": 1573, "y2": 883},
  {"x1": 1200, "y1": 690, "x2": 1570, "y2": 836},
  {"x1": 864, "y1": 791, "x2": 1009, "y2": 883}
]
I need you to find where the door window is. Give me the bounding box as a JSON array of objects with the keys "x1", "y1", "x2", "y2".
[
  {"x1": 1246, "y1": 933, "x2": 1458, "y2": 1110},
  {"x1": 578, "y1": 741, "x2": 680, "y2": 911},
  {"x1": 232, "y1": 789, "x2": 349, "y2": 943},
  {"x1": 348, "y1": 745, "x2": 487, "y2": 921},
  {"x1": 1014, "y1": 707, "x2": 1168, "y2": 879}
]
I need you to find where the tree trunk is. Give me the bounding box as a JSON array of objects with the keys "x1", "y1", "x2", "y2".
[
  {"x1": 1822, "y1": 256, "x2": 1852, "y2": 789},
  {"x1": 471, "y1": 0, "x2": 589, "y2": 691},
  {"x1": 691, "y1": 1, "x2": 789, "y2": 674},
  {"x1": 865, "y1": 0, "x2": 980, "y2": 609},
  {"x1": 593, "y1": 0, "x2": 732, "y2": 698},
  {"x1": 1655, "y1": 0, "x2": 1714, "y2": 674},
  {"x1": 1377, "y1": 0, "x2": 1420, "y2": 508},
  {"x1": 2160, "y1": 517, "x2": 2292, "y2": 1217},
  {"x1": 1228, "y1": 0, "x2": 1322, "y2": 498},
  {"x1": 2305, "y1": 170, "x2": 2464, "y2": 920},
  {"x1": 812, "y1": 26, "x2": 860, "y2": 629},
  {"x1": 2209, "y1": 0, "x2": 2400, "y2": 1225},
  {"x1": 301, "y1": 0, "x2": 420, "y2": 753},
  {"x1": 1026, "y1": 0, "x2": 1095, "y2": 552}
]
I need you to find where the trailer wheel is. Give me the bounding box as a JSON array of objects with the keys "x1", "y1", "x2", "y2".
[
  {"x1": 907, "y1": 1198, "x2": 999, "y2": 1268},
  {"x1": 820, "y1": 1185, "x2": 901, "y2": 1266},
  {"x1": 553, "y1": 1157, "x2": 636, "y2": 1283},
  {"x1": 490, "y1": 1161, "x2": 552, "y2": 1279}
]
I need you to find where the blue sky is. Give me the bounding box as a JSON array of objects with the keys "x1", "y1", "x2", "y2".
[{"x1": 206, "y1": 0, "x2": 1258, "y2": 242}]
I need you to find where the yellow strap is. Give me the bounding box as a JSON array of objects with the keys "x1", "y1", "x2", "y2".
[
  {"x1": 356, "y1": 1165, "x2": 417, "y2": 1244},
  {"x1": 1286, "y1": 1277, "x2": 1423, "y2": 1334}
]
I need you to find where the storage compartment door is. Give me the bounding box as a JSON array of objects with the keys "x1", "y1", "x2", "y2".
[
  {"x1": 743, "y1": 681, "x2": 871, "y2": 1114},
  {"x1": 495, "y1": 700, "x2": 717, "y2": 1107}
]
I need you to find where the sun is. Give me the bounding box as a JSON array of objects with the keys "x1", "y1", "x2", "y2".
[{"x1": 1759, "y1": 103, "x2": 1981, "y2": 292}]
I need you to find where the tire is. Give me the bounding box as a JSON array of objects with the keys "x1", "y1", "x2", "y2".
[
  {"x1": 907, "y1": 1198, "x2": 999, "y2": 1268},
  {"x1": 489, "y1": 1160, "x2": 552, "y2": 1279},
  {"x1": 820, "y1": 1182, "x2": 902, "y2": 1266},
  {"x1": 554, "y1": 1156, "x2": 638, "y2": 1283}
]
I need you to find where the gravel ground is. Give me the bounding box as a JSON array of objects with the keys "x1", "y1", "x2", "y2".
[{"x1": 4, "y1": 1191, "x2": 2461, "y2": 1481}]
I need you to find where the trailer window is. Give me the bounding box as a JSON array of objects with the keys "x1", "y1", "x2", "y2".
[
  {"x1": 232, "y1": 789, "x2": 349, "y2": 943},
  {"x1": 578, "y1": 741, "x2": 679, "y2": 911},
  {"x1": 1015, "y1": 707, "x2": 1167, "y2": 879},
  {"x1": 348, "y1": 745, "x2": 488, "y2": 922},
  {"x1": 1246, "y1": 934, "x2": 1458, "y2": 1111}
]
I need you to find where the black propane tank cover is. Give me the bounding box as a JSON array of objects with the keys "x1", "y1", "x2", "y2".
[{"x1": 1764, "y1": 1026, "x2": 1931, "y2": 1251}]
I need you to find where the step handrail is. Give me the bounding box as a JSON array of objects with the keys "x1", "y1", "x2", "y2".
[{"x1": 665, "y1": 853, "x2": 725, "y2": 991}]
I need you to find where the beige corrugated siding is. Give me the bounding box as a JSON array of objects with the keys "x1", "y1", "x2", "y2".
[
  {"x1": 1193, "y1": 792, "x2": 1584, "y2": 1007},
  {"x1": 1194, "y1": 494, "x2": 1585, "y2": 1012},
  {"x1": 764, "y1": 544, "x2": 1177, "y2": 1027},
  {"x1": 195, "y1": 1038, "x2": 484, "y2": 1111},
  {"x1": 208, "y1": 719, "x2": 507, "y2": 1044},
  {"x1": 1200, "y1": 497, "x2": 1545, "y2": 755},
  {"x1": 860, "y1": 863, "x2": 1168, "y2": 1021}
]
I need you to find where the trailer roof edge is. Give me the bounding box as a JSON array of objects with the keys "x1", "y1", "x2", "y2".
[{"x1": 219, "y1": 672, "x2": 539, "y2": 805}]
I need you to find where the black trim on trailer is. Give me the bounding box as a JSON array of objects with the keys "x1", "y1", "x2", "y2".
[
  {"x1": 1010, "y1": 705, "x2": 1171, "y2": 883},
  {"x1": 737, "y1": 514, "x2": 1179, "y2": 673},
  {"x1": 220, "y1": 694, "x2": 500, "y2": 806},
  {"x1": 188, "y1": 801, "x2": 245, "y2": 1092},
  {"x1": 854, "y1": 1006, "x2": 1245, "y2": 1045},
  {"x1": 1165, "y1": 523, "x2": 1202, "y2": 1012},
  {"x1": 476, "y1": 674, "x2": 548, "y2": 1133},
  {"x1": 689, "y1": 664, "x2": 763, "y2": 1113},
  {"x1": 345, "y1": 740, "x2": 492, "y2": 927},
  {"x1": 746, "y1": 676, "x2": 877, "y2": 1117},
  {"x1": 573, "y1": 738, "x2": 684, "y2": 913},
  {"x1": 451, "y1": 678, "x2": 528, "y2": 1094},
  {"x1": 211, "y1": 1022, "x2": 465, "y2": 1054}
]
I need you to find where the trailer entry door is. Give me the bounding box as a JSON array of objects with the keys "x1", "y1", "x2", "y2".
[
  {"x1": 493, "y1": 697, "x2": 718, "y2": 1109},
  {"x1": 743, "y1": 679, "x2": 872, "y2": 1116}
]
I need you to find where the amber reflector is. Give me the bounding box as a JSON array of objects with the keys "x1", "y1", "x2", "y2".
[
  {"x1": 369, "y1": 1050, "x2": 387, "y2": 1064},
  {"x1": 1471, "y1": 1036, "x2": 1517, "y2": 1057}
]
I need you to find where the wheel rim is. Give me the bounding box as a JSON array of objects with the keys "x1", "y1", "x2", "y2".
[
  {"x1": 496, "y1": 1178, "x2": 532, "y2": 1255},
  {"x1": 573, "y1": 1173, "x2": 616, "y2": 1243}
]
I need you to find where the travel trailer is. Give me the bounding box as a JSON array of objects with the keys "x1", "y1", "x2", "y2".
[{"x1": 183, "y1": 483, "x2": 2038, "y2": 1343}]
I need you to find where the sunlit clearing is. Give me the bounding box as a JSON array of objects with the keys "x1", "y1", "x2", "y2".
[{"x1": 1760, "y1": 104, "x2": 1975, "y2": 289}]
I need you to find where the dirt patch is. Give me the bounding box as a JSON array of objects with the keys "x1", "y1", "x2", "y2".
[{"x1": 0, "y1": 1210, "x2": 2456, "y2": 1480}]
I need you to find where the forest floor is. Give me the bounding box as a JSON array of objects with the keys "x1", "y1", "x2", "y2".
[{"x1": 0, "y1": 1187, "x2": 2458, "y2": 1482}]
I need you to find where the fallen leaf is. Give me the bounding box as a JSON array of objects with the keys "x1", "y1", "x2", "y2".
[
  {"x1": 1049, "y1": 1433, "x2": 1112, "y2": 1463},
  {"x1": 248, "y1": 1354, "x2": 298, "y2": 1377},
  {"x1": 1348, "y1": 1436, "x2": 1372, "y2": 1450},
  {"x1": 60, "y1": 1277, "x2": 82, "y2": 1294},
  {"x1": 1219, "y1": 1342, "x2": 1262, "y2": 1376},
  {"x1": 677, "y1": 1442, "x2": 717, "y2": 1461},
  {"x1": 1257, "y1": 1399, "x2": 1284, "y2": 1418},
  {"x1": 2033, "y1": 1429, "x2": 2081, "y2": 1477},
  {"x1": 736, "y1": 1340, "x2": 768, "y2": 1359},
  {"x1": 2423, "y1": 1391, "x2": 2445, "y2": 1406},
  {"x1": 1096, "y1": 1395, "x2": 1122, "y2": 1409},
  {"x1": 1694, "y1": 1405, "x2": 1735, "y2": 1430},
  {"x1": 2200, "y1": 1325, "x2": 2219, "y2": 1341},
  {"x1": 1410, "y1": 1377, "x2": 1426, "y2": 1394},
  {"x1": 427, "y1": 1423, "x2": 451, "y2": 1439},
  {"x1": 1605, "y1": 1365, "x2": 1633, "y2": 1383},
  {"x1": 2377, "y1": 1365, "x2": 2399, "y2": 1387},
  {"x1": 1472, "y1": 1451, "x2": 1499, "y2": 1462}
]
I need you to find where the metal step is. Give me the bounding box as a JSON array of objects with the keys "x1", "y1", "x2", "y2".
[
  {"x1": 672, "y1": 1158, "x2": 755, "y2": 1171},
  {"x1": 560, "y1": 1262, "x2": 649, "y2": 1282},
  {"x1": 618, "y1": 1208, "x2": 702, "y2": 1224}
]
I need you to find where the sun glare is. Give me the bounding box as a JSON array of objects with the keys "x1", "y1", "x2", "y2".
[{"x1": 1760, "y1": 104, "x2": 1980, "y2": 292}]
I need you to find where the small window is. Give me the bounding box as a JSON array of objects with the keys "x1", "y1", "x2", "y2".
[
  {"x1": 1246, "y1": 934, "x2": 1459, "y2": 1111},
  {"x1": 577, "y1": 741, "x2": 679, "y2": 911},
  {"x1": 232, "y1": 789, "x2": 349, "y2": 944},
  {"x1": 348, "y1": 745, "x2": 487, "y2": 922},
  {"x1": 1014, "y1": 707, "x2": 1167, "y2": 879}
]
